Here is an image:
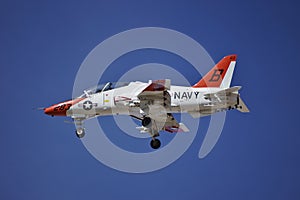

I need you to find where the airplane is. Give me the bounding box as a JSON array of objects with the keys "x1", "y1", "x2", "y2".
[{"x1": 44, "y1": 54, "x2": 249, "y2": 149}]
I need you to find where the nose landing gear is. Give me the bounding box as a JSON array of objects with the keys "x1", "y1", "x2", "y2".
[
  {"x1": 74, "y1": 118, "x2": 86, "y2": 138},
  {"x1": 75, "y1": 127, "x2": 85, "y2": 138}
]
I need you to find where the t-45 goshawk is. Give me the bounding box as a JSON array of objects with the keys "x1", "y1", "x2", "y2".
[{"x1": 44, "y1": 55, "x2": 249, "y2": 149}]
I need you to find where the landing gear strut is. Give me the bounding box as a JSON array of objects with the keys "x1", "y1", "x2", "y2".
[{"x1": 150, "y1": 138, "x2": 161, "y2": 149}]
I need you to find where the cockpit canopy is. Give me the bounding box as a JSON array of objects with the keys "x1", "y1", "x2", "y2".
[{"x1": 79, "y1": 82, "x2": 129, "y2": 98}]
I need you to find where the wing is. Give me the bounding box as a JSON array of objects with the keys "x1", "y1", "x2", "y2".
[
  {"x1": 162, "y1": 113, "x2": 189, "y2": 133},
  {"x1": 137, "y1": 79, "x2": 171, "y2": 118},
  {"x1": 114, "y1": 80, "x2": 170, "y2": 108},
  {"x1": 135, "y1": 79, "x2": 189, "y2": 134}
]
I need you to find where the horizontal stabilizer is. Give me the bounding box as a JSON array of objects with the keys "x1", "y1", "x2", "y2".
[{"x1": 204, "y1": 86, "x2": 241, "y2": 98}]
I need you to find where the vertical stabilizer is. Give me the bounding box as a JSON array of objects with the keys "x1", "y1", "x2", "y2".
[{"x1": 192, "y1": 55, "x2": 237, "y2": 88}]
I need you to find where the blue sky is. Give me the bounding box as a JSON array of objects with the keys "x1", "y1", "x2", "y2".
[{"x1": 1, "y1": 0, "x2": 300, "y2": 199}]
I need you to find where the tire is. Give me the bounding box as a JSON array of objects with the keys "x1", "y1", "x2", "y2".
[
  {"x1": 76, "y1": 128, "x2": 85, "y2": 138},
  {"x1": 142, "y1": 117, "x2": 152, "y2": 127},
  {"x1": 150, "y1": 139, "x2": 161, "y2": 149}
]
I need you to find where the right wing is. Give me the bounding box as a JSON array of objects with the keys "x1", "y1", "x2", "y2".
[
  {"x1": 135, "y1": 79, "x2": 189, "y2": 134},
  {"x1": 136, "y1": 79, "x2": 171, "y2": 117}
]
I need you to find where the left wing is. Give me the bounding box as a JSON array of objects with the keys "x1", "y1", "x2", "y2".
[{"x1": 162, "y1": 113, "x2": 189, "y2": 133}]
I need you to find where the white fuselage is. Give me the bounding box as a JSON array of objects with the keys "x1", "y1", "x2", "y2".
[{"x1": 67, "y1": 81, "x2": 238, "y2": 119}]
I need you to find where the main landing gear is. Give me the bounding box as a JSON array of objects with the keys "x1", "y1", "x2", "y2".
[
  {"x1": 142, "y1": 116, "x2": 161, "y2": 149},
  {"x1": 142, "y1": 117, "x2": 152, "y2": 127}
]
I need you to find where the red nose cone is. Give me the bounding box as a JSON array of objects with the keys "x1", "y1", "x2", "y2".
[
  {"x1": 44, "y1": 104, "x2": 67, "y2": 116},
  {"x1": 44, "y1": 98, "x2": 85, "y2": 117},
  {"x1": 44, "y1": 107, "x2": 52, "y2": 115}
]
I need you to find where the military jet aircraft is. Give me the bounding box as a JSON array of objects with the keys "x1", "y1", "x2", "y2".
[{"x1": 44, "y1": 54, "x2": 249, "y2": 149}]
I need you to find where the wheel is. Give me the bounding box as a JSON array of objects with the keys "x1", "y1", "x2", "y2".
[
  {"x1": 142, "y1": 117, "x2": 152, "y2": 127},
  {"x1": 150, "y1": 138, "x2": 161, "y2": 149},
  {"x1": 76, "y1": 128, "x2": 85, "y2": 138}
]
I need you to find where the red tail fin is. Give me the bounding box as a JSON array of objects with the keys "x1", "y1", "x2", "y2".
[{"x1": 192, "y1": 55, "x2": 237, "y2": 88}]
